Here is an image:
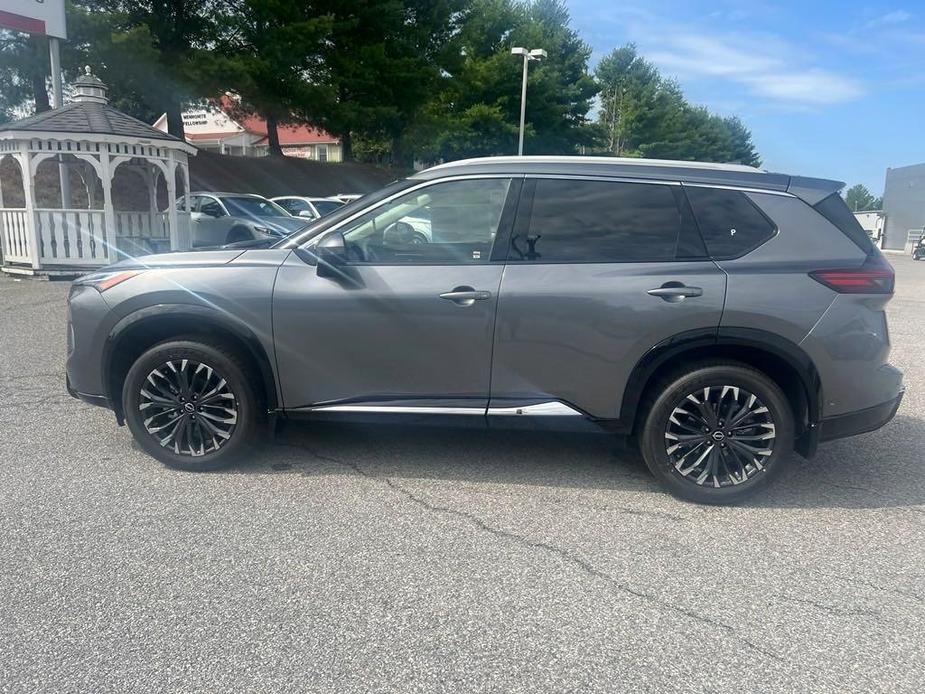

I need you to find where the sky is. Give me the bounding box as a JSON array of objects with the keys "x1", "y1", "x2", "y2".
[{"x1": 567, "y1": 0, "x2": 925, "y2": 194}]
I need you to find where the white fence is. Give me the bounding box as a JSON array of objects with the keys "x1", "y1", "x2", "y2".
[
  {"x1": 2, "y1": 209, "x2": 184, "y2": 268},
  {"x1": 0, "y1": 209, "x2": 31, "y2": 263},
  {"x1": 36, "y1": 209, "x2": 109, "y2": 266},
  {"x1": 115, "y1": 211, "x2": 170, "y2": 239}
]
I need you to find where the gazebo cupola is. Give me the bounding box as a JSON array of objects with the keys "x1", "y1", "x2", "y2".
[
  {"x1": 0, "y1": 67, "x2": 196, "y2": 275},
  {"x1": 72, "y1": 66, "x2": 109, "y2": 104}
]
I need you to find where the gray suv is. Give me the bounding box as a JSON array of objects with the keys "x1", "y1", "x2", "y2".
[{"x1": 66, "y1": 156, "x2": 904, "y2": 503}]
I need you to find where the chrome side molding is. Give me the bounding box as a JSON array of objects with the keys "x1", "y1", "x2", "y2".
[
  {"x1": 307, "y1": 401, "x2": 584, "y2": 417},
  {"x1": 309, "y1": 404, "x2": 486, "y2": 415},
  {"x1": 486, "y1": 402, "x2": 583, "y2": 416}
]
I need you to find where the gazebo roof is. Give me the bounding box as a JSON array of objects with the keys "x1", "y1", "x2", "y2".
[{"x1": 0, "y1": 101, "x2": 185, "y2": 144}]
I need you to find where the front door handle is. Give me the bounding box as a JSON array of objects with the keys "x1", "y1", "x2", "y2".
[
  {"x1": 647, "y1": 283, "x2": 703, "y2": 302},
  {"x1": 439, "y1": 286, "x2": 492, "y2": 306}
]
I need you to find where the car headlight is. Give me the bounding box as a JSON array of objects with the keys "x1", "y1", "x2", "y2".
[{"x1": 72, "y1": 269, "x2": 144, "y2": 293}]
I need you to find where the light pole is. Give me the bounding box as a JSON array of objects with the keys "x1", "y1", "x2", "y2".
[{"x1": 511, "y1": 47, "x2": 546, "y2": 156}]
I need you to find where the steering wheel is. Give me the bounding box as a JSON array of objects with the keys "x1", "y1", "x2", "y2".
[{"x1": 383, "y1": 221, "x2": 418, "y2": 247}]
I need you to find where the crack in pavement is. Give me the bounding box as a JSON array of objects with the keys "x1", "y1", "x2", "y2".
[
  {"x1": 777, "y1": 594, "x2": 883, "y2": 621},
  {"x1": 273, "y1": 440, "x2": 785, "y2": 664},
  {"x1": 0, "y1": 296, "x2": 63, "y2": 316},
  {"x1": 0, "y1": 371, "x2": 61, "y2": 383},
  {"x1": 815, "y1": 571, "x2": 924, "y2": 606}
]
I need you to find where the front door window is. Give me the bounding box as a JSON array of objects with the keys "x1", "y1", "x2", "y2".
[{"x1": 338, "y1": 178, "x2": 512, "y2": 265}]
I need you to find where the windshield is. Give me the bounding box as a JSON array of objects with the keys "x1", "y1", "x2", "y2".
[
  {"x1": 313, "y1": 200, "x2": 344, "y2": 216},
  {"x1": 276, "y1": 179, "x2": 416, "y2": 248},
  {"x1": 224, "y1": 196, "x2": 290, "y2": 219}
]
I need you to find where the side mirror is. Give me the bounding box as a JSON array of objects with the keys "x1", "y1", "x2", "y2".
[{"x1": 315, "y1": 232, "x2": 347, "y2": 278}]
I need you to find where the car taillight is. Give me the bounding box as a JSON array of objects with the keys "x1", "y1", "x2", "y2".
[{"x1": 809, "y1": 253, "x2": 895, "y2": 294}]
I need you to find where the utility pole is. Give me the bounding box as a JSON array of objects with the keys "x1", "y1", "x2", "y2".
[{"x1": 511, "y1": 47, "x2": 547, "y2": 155}]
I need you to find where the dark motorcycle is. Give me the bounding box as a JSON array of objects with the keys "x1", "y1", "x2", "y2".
[{"x1": 914, "y1": 238, "x2": 925, "y2": 261}]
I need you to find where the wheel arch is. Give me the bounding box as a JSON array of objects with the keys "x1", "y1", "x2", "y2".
[
  {"x1": 103, "y1": 305, "x2": 279, "y2": 424},
  {"x1": 621, "y1": 328, "x2": 822, "y2": 456}
]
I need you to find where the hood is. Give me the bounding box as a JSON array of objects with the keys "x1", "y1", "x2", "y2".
[
  {"x1": 259, "y1": 216, "x2": 310, "y2": 235},
  {"x1": 109, "y1": 249, "x2": 247, "y2": 270}
]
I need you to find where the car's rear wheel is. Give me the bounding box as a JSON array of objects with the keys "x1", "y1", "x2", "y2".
[
  {"x1": 639, "y1": 362, "x2": 794, "y2": 504},
  {"x1": 122, "y1": 339, "x2": 259, "y2": 471}
]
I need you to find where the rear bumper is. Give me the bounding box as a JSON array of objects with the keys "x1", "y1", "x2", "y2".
[{"x1": 818, "y1": 389, "x2": 904, "y2": 443}]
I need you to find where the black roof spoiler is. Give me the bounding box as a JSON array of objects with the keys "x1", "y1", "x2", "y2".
[{"x1": 786, "y1": 176, "x2": 845, "y2": 206}]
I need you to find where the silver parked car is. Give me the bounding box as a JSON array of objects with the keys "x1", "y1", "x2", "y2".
[
  {"x1": 180, "y1": 192, "x2": 309, "y2": 247},
  {"x1": 66, "y1": 156, "x2": 904, "y2": 503},
  {"x1": 270, "y1": 196, "x2": 345, "y2": 220}
]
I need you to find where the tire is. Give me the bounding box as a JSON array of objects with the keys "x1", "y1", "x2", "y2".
[
  {"x1": 122, "y1": 338, "x2": 260, "y2": 471},
  {"x1": 638, "y1": 361, "x2": 794, "y2": 504},
  {"x1": 226, "y1": 226, "x2": 252, "y2": 244}
]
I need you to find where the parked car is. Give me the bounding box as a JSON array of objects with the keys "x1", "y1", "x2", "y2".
[
  {"x1": 67, "y1": 156, "x2": 903, "y2": 504},
  {"x1": 270, "y1": 196, "x2": 344, "y2": 220},
  {"x1": 333, "y1": 193, "x2": 364, "y2": 204},
  {"x1": 178, "y1": 192, "x2": 309, "y2": 247}
]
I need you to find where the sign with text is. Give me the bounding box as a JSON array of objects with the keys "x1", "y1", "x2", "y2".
[{"x1": 0, "y1": 0, "x2": 67, "y2": 39}]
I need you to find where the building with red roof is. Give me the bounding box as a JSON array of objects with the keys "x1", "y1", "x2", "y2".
[{"x1": 153, "y1": 98, "x2": 341, "y2": 161}]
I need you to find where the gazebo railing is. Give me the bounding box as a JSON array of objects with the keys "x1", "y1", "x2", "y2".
[
  {"x1": 35, "y1": 209, "x2": 109, "y2": 265},
  {"x1": 40, "y1": 209, "x2": 177, "y2": 265},
  {"x1": 0, "y1": 209, "x2": 31, "y2": 263},
  {"x1": 2, "y1": 208, "x2": 183, "y2": 268},
  {"x1": 115, "y1": 211, "x2": 170, "y2": 239}
]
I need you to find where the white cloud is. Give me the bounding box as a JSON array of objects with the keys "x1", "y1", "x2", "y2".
[
  {"x1": 867, "y1": 10, "x2": 913, "y2": 27},
  {"x1": 643, "y1": 33, "x2": 864, "y2": 107},
  {"x1": 744, "y1": 70, "x2": 865, "y2": 104}
]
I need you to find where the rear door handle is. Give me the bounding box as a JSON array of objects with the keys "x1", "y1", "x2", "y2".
[
  {"x1": 647, "y1": 284, "x2": 703, "y2": 302},
  {"x1": 439, "y1": 287, "x2": 492, "y2": 306}
]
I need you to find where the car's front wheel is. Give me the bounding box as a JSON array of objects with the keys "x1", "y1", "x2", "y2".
[
  {"x1": 122, "y1": 339, "x2": 260, "y2": 471},
  {"x1": 639, "y1": 362, "x2": 794, "y2": 504}
]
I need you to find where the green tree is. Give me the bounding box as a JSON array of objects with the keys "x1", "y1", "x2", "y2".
[
  {"x1": 310, "y1": 0, "x2": 466, "y2": 165},
  {"x1": 845, "y1": 184, "x2": 880, "y2": 211},
  {"x1": 595, "y1": 44, "x2": 760, "y2": 166},
  {"x1": 64, "y1": 1, "x2": 224, "y2": 137},
  {"x1": 214, "y1": 1, "x2": 333, "y2": 156},
  {"x1": 417, "y1": 0, "x2": 598, "y2": 161},
  {"x1": 0, "y1": 31, "x2": 51, "y2": 120}
]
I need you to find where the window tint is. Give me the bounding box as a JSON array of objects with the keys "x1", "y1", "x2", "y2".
[
  {"x1": 224, "y1": 196, "x2": 287, "y2": 218},
  {"x1": 685, "y1": 187, "x2": 776, "y2": 259},
  {"x1": 813, "y1": 193, "x2": 874, "y2": 253},
  {"x1": 313, "y1": 200, "x2": 343, "y2": 216},
  {"x1": 513, "y1": 179, "x2": 684, "y2": 263},
  {"x1": 339, "y1": 178, "x2": 512, "y2": 264},
  {"x1": 278, "y1": 198, "x2": 310, "y2": 215},
  {"x1": 199, "y1": 197, "x2": 225, "y2": 218}
]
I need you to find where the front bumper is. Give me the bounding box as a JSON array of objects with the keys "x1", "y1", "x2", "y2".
[
  {"x1": 818, "y1": 389, "x2": 905, "y2": 443},
  {"x1": 66, "y1": 373, "x2": 111, "y2": 410}
]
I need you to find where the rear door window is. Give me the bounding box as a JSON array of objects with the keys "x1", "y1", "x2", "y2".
[
  {"x1": 685, "y1": 186, "x2": 777, "y2": 259},
  {"x1": 510, "y1": 179, "x2": 691, "y2": 263}
]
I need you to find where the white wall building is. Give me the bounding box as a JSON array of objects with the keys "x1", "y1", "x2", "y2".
[
  {"x1": 153, "y1": 99, "x2": 342, "y2": 162},
  {"x1": 853, "y1": 210, "x2": 886, "y2": 247}
]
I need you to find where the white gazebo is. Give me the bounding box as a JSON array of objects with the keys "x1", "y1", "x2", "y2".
[{"x1": 0, "y1": 68, "x2": 196, "y2": 275}]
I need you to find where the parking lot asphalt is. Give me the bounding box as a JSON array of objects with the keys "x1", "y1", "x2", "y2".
[{"x1": 1, "y1": 255, "x2": 923, "y2": 693}]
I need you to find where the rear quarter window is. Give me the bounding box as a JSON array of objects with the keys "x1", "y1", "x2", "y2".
[
  {"x1": 812, "y1": 193, "x2": 874, "y2": 254},
  {"x1": 685, "y1": 186, "x2": 777, "y2": 259}
]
